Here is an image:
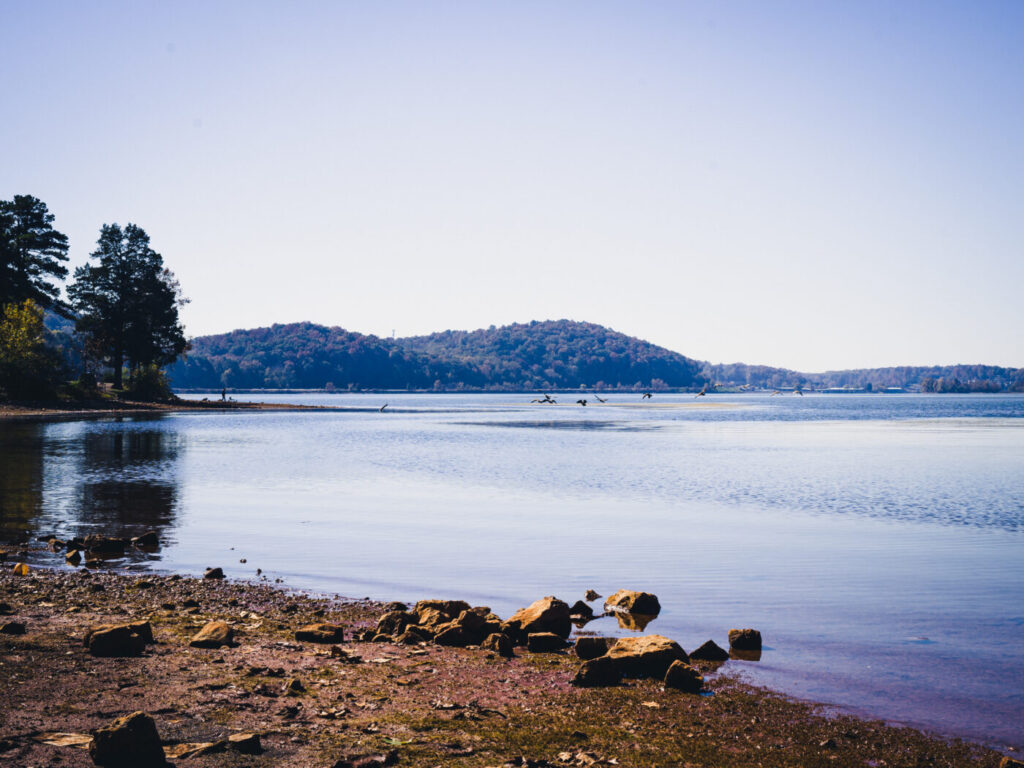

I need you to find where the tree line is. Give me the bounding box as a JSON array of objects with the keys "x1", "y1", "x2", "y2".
[{"x1": 0, "y1": 195, "x2": 187, "y2": 401}]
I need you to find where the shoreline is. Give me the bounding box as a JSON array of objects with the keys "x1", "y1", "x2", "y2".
[
  {"x1": 0, "y1": 566, "x2": 1015, "y2": 767},
  {"x1": 0, "y1": 398, "x2": 335, "y2": 422}
]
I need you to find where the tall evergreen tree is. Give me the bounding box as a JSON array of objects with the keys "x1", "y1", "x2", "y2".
[
  {"x1": 0, "y1": 195, "x2": 70, "y2": 311},
  {"x1": 68, "y1": 223, "x2": 188, "y2": 389}
]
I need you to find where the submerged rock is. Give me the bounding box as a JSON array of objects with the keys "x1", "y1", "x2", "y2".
[
  {"x1": 664, "y1": 660, "x2": 704, "y2": 693},
  {"x1": 568, "y1": 600, "x2": 594, "y2": 620},
  {"x1": 689, "y1": 639, "x2": 730, "y2": 662},
  {"x1": 604, "y1": 589, "x2": 661, "y2": 616},
  {"x1": 728, "y1": 628, "x2": 762, "y2": 651},
  {"x1": 605, "y1": 635, "x2": 688, "y2": 678},
  {"x1": 132, "y1": 531, "x2": 160, "y2": 549},
  {"x1": 584, "y1": 589, "x2": 602, "y2": 601},
  {"x1": 89, "y1": 711, "x2": 166, "y2": 767}
]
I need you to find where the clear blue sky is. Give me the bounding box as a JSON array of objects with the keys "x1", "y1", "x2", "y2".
[{"x1": 3, "y1": 0, "x2": 1022, "y2": 371}]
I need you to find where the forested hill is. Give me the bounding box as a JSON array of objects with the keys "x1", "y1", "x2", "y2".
[{"x1": 166, "y1": 320, "x2": 703, "y2": 390}]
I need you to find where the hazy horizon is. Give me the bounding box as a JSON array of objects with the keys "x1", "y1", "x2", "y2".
[{"x1": 4, "y1": 1, "x2": 1022, "y2": 370}]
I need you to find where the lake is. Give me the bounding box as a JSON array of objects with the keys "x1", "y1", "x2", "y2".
[{"x1": 2, "y1": 392, "x2": 1023, "y2": 749}]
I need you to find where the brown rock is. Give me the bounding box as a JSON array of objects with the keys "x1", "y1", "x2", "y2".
[
  {"x1": 481, "y1": 632, "x2": 513, "y2": 658},
  {"x1": 571, "y1": 655, "x2": 621, "y2": 687},
  {"x1": 664, "y1": 659, "x2": 704, "y2": 693},
  {"x1": 376, "y1": 610, "x2": 417, "y2": 636},
  {"x1": 0, "y1": 602, "x2": 13, "y2": 615},
  {"x1": 728, "y1": 628, "x2": 762, "y2": 651},
  {"x1": 89, "y1": 711, "x2": 166, "y2": 767},
  {"x1": 227, "y1": 732, "x2": 262, "y2": 754},
  {"x1": 605, "y1": 634, "x2": 689, "y2": 678},
  {"x1": 65, "y1": 549, "x2": 82, "y2": 564},
  {"x1": 569, "y1": 600, "x2": 594, "y2": 620},
  {"x1": 396, "y1": 626, "x2": 432, "y2": 644},
  {"x1": 203, "y1": 566, "x2": 225, "y2": 579},
  {"x1": 689, "y1": 639, "x2": 730, "y2": 662},
  {"x1": 86, "y1": 620, "x2": 154, "y2": 647},
  {"x1": 527, "y1": 632, "x2": 567, "y2": 652},
  {"x1": 433, "y1": 622, "x2": 470, "y2": 647},
  {"x1": 284, "y1": 677, "x2": 305, "y2": 694},
  {"x1": 87, "y1": 624, "x2": 146, "y2": 657},
  {"x1": 189, "y1": 620, "x2": 234, "y2": 648},
  {"x1": 604, "y1": 589, "x2": 661, "y2": 616},
  {"x1": 295, "y1": 622, "x2": 345, "y2": 643},
  {"x1": 504, "y1": 596, "x2": 571, "y2": 641},
  {"x1": 574, "y1": 636, "x2": 617, "y2": 660},
  {"x1": 382, "y1": 601, "x2": 408, "y2": 612},
  {"x1": 416, "y1": 607, "x2": 453, "y2": 629},
  {"x1": 413, "y1": 599, "x2": 470, "y2": 617},
  {"x1": 84, "y1": 535, "x2": 128, "y2": 556},
  {"x1": 132, "y1": 531, "x2": 159, "y2": 548},
  {"x1": 584, "y1": 589, "x2": 601, "y2": 601},
  {"x1": 455, "y1": 608, "x2": 486, "y2": 632},
  {"x1": 332, "y1": 750, "x2": 398, "y2": 768},
  {"x1": 999, "y1": 758, "x2": 1024, "y2": 768}
]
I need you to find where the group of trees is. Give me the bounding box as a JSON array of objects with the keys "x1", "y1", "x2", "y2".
[
  {"x1": 0, "y1": 194, "x2": 187, "y2": 400},
  {"x1": 167, "y1": 319, "x2": 703, "y2": 391}
]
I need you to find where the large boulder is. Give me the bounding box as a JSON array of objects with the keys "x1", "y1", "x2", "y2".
[
  {"x1": 89, "y1": 711, "x2": 166, "y2": 767},
  {"x1": 571, "y1": 655, "x2": 621, "y2": 687},
  {"x1": 86, "y1": 622, "x2": 152, "y2": 657},
  {"x1": 689, "y1": 639, "x2": 729, "y2": 662},
  {"x1": 414, "y1": 599, "x2": 470, "y2": 617},
  {"x1": 504, "y1": 596, "x2": 571, "y2": 641},
  {"x1": 376, "y1": 610, "x2": 417, "y2": 636},
  {"x1": 416, "y1": 607, "x2": 455, "y2": 630},
  {"x1": 396, "y1": 626, "x2": 432, "y2": 644},
  {"x1": 190, "y1": 620, "x2": 234, "y2": 648},
  {"x1": 432, "y1": 623, "x2": 471, "y2": 647},
  {"x1": 664, "y1": 660, "x2": 704, "y2": 693},
  {"x1": 604, "y1": 589, "x2": 661, "y2": 616},
  {"x1": 574, "y1": 636, "x2": 617, "y2": 660},
  {"x1": 728, "y1": 628, "x2": 762, "y2": 651},
  {"x1": 296, "y1": 623, "x2": 345, "y2": 643},
  {"x1": 605, "y1": 635, "x2": 688, "y2": 678}
]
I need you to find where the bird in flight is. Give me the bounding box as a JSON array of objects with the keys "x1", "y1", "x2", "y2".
[
  {"x1": 641, "y1": 392, "x2": 652, "y2": 400},
  {"x1": 592, "y1": 393, "x2": 607, "y2": 403},
  {"x1": 531, "y1": 393, "x2": 556, "y2": 404},
  {"x1": 695, "y1": 385, "x2": 707, "y2": 398},
  {"x1": 576, "y1": 399, "x2": 588, "y2": 406},
  {"x1": 379, "y1": 403, "x2": 388, "y2": 412}
]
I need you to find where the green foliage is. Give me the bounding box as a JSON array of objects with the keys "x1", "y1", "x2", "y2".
[
  {"x1": 124, "y1": 364, "x2": 176, "y2": 401},
  {"x1": 167, "y1": 319, "x2": 703, "y2": 391},
  {"x1": 0, "y1": 195, "x2": 70, "y2": 312},
  {"x1": 0, "y1": 299, "x2": 62, "y2": 400},
  {"x1": 702, "y1": 362, "x2": 1024, "y2": 392},
  {"x1": 68, "y1": 223, "x2": 188, "y2": 389}
]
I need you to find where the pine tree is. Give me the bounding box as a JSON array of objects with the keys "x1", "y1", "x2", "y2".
[{"x1": 0, "y1": 195, "x2": 70, "y2": 311}]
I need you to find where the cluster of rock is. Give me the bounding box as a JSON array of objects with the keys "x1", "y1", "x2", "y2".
[
  {"x1": 365, "y1": 589, "x2": 762, "y2": 698},
  {"x1": 33, "y1": 532, "x2": 160, "y2": 566}
]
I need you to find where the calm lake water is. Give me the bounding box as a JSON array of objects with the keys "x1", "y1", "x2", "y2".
[{"x1": 2, "y1": 393, "x2": 1023, "y2": 749}]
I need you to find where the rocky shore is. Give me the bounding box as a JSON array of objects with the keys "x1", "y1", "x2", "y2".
[{"x1": 0, "y1": 566, "x2": 1017, "y2": 767}]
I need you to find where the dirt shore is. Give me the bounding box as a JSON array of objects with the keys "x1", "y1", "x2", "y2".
[
  {"x1": 0, "y1": 567, "x2": 1013, "y2": 768},
  {"x1": 0, "y1": 398, "x2": 325, "y2": 422}
]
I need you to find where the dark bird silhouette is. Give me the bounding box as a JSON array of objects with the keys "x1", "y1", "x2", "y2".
[
  {"x1": 695, "y1": 385, "x2": 707, "y2": 398},
  {"x1": 641, "y1": 392, "x2": 652, "y2": 400},
  {"x1": 795, "y1": 387, "x2": 804, "y2": 396},
  {"x1": 592, "y1": 393, "x2": 607, "y2": 403},
  {"x1": 379, "y1": 403, "x2": 388, "y2": 412},
  {"x1": 576, "y1": 399, "x2": 587, "y2": 406}
]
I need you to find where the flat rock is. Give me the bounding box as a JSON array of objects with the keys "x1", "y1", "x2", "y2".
[
  {"x1": 190, "y1": 620, "x2": 234, "y2": 648},
  {"x1": 664, "y1": 659, "x2": 704, "y2": 693},
  {"x1": 570, "y1": 655, "x2": 621, "y2": 687},
  {"x1": 413, "y1": 599, "x2": 471, "y2": 617},
  {"x1": 605, "y1": 634, "x2": 689, "y2": 678},
  {"x1": 227, "y1": 732, "x2": 262, "y2": 754},
  {"x1": 505, "y1": 596, "x2": 571, "y2": 641},
  {"x1": 604, "y1": 589, "x2": 661, "y2": 616},
  {"x1": 295, "y1": 622, "x2": 345, "y2": 643},
  {"x1": 86, "y1": 623, "x2": 149, "y2": 657},
  {"x1": 728, "y1": 628, "x2": 762, "y2": 651},
  {"x1": 689, "y1": 639, "x2": 730, "y2": 662},
  {"x1": 89, "y1": 711, "x2": 166, "y2": 767}
]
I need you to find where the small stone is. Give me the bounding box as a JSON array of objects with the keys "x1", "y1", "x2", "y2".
[
  {"x1": 383, "y1": 601, "x2": 408, "y2": 612},
  {"x1": 568, "y1": 600, "x2": 594, "y2": 619},
  {"x1": 65, "y1": 549, "x2": 82, "y2": 564},
  {"x1": 190, "y1": 620, "x2": 234, "y2": 648},
  {"x1": 131, "y1": 531, "x2": 159, "y2": 548},
  {"x1": 481, "y1": 632, "x2": 513, "y2": 658},
  {"x1": 285, "y1": 677, "x2": 305, "y2": 695},
  {"x1": 584, "y1": 589, "x2": 601, "y2": 601},
  {"x1": 999, "y1": 758, "x2": 1024, "y2": 768},
  {"x1": 527, "y1": 632, "x2": 566, "y2": 652},
  {"x1": 728, "y1": 628, "x2": 762, "y2": 651},
  {"x1": 0, "y1": 621, "x2": 26, "y2": 635},
  {"x1": 571, "y1": 655, "x2": 621, "y2": 687},
  {"x1": 182, "y1": 598, "x2": 200, "y2": 608},
  {"x1": 86, "y1": 624, "x2": 148, "y2": 657},
  {"x1": 604, "y1": 589, "x2": 661, "y2": 616},
  {"x1": 89, "y1": 711, "x2": 166, "y2": 767},
  {"x1": 227, "y1": 732, "x2": 262, "y2": 754},
  {"x1": 689, "y1": 639, "x2": 730, "y2": 662},
  {"x1": 664, "y1": 660, "x2": 704, "y2": 693},
  {"x1": 203, "y1": 567, "x2": 225, "y2": 579},
  {"x1": 295, "y1": 622, "x2": 345, "y2": 643}
]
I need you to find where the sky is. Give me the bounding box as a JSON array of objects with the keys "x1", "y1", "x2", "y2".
[{"x1": 2, "y1": 0, "x2": 1022, "y2": 372}]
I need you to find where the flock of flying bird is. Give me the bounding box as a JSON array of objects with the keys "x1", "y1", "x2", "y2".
[{"x1": 378, "y1": 385, "x2": 805, "y2": 411}]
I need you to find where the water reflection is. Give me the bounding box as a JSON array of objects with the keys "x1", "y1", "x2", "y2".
[{"x1": 0, "y1": 418, "x2": 182, "y2": 556}]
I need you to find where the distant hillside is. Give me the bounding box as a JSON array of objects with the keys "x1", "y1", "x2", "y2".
[
  {"x1": 701, "y1": 362, "x2": 1024, "y2": 392},
  {"x1": 167, "y1": 319, "x2": 703, "y2": 391}
]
